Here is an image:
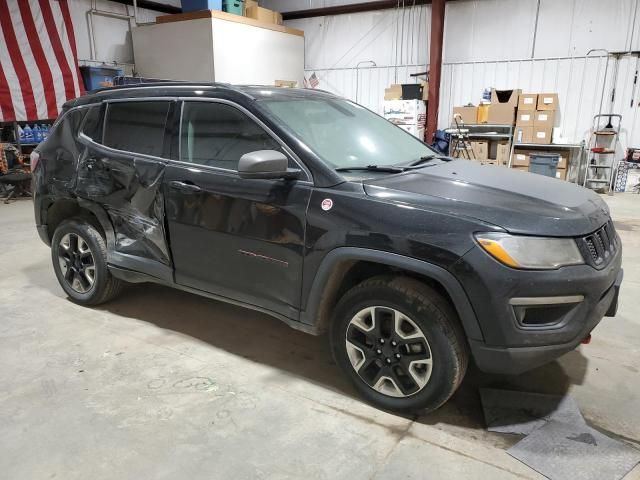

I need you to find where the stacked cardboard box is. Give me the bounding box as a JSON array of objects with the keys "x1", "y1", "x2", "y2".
[
  {"x1": 245, "y1": 0, "x2": 283, "y2": 24},
  {"x1": 385, "y1": 83, "x2": 428, "y2": 101},
  {"x1": 487, "y1": 88, "x2": 520, "y2": 125},
  {"x1": 514, "y1": 93, "x2": 558, "y2": 145}
]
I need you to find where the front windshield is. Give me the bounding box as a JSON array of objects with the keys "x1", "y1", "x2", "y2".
[{"x1": 259, "y1": 97, "x2": 437, "y2": 169}]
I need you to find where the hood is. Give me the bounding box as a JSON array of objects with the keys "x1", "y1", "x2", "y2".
[{"x1": 363, "y1": 160, "x2": 609, "y2": 236}]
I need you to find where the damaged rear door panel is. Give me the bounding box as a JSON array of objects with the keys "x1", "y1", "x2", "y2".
[{"x1": 75, "y1": 99, "x2": 176, "y2": 281}]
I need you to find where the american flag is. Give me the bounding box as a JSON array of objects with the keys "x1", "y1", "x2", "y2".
[
  {"x1": 309, "y1": 72, "x2": 319, "y2": 89},
  {"x1": 0, "y1": 0, "x2": 85, "y2": 122}
]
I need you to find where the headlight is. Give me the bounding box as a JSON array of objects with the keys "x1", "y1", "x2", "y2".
[{"x1": 475, "y1": 233, "x2": 584, "y2": 270}]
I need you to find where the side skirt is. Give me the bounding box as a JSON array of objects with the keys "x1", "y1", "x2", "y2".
[{"x1": 108, "y1": 265, "x2": 319, "y2": 336}]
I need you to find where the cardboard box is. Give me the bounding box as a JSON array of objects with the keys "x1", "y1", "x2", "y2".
[
  {"x1": 452, "y1": 106, "x2": 478, "y2": 125},
  {"x1": 384, "y1": 100, "x2": 427, "y2": 126},
  {"x1": 512, "y1": 149, "x2": 530, "y2": 166},
  {"x1": 487, "y1": 104, "x2": 515, "y2": 124},
  {"x1": 495, "y1": 141, "x2": 510, "y2": 165},
  {"x1": 559, "y1": 152, "x2": 568, "y2": 169},
  {"x1": 274, "y1": 80, "x2": 297, "y2": 88},
  {"x1": 244, "y1": 0, "x2": 258, "y2": 11},
  {"x1": 533, "y1": 110, "x2": 556, "y2": 128},
  {"x1": 385, "y1": 83, "x2": 428, "y2": 101},
  {"x1": 518, "y1": 93, "x2": 538, "y2": 111},
  {"x1": 246, "y1": 5, "x2": 281, "y2": 24},
  {"x1": 384, "y1": 84, "x2": 403, "y2": 100},
  {"x1": 398, "y1": 124, "x2": 425, "y2": 140},
  {"x1": 512, "y1": 165, "x2": 530, "y2": 172},
  {"x1": 537, "y1": 93, "x2": 559, "y2": 111},
  {"x1": 555, "y1": 168, "x2": 567, "y2": 180},
  {"x1": 532, "y1": 127, "x2": 553, "y2": 144},
  {"x1": 471, "y1": 141, "x2": 488, "y2": 160},
  {"x1": 491, "y1": 88, "x2": 522, "y2": 107},
  {"x1": 514, "y1": 126, "x2": 533, "y2": 144},
  {"x1": 516, "y1": 111, "x2": 534, "y2": 127},
  {"x1": 477, "y1": 104, "x2": 489, "y2": 123}
]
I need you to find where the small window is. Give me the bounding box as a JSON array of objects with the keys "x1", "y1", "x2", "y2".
[
  {"x1": 180, "y1": 102, "x2": 281, "y2": 170},
  {"x1": 103, "y1": 101, "x2": 170, "y2": 157},
  {"x1": 81, "y1": 104, "x2": 102, "y2": 141}
]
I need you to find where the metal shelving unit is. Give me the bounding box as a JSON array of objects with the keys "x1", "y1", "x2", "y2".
[
  {"x1": 447, "y1": 124, "x2": 514, "y2": 158},
  {"x1": 0, "y1": 120, "x2": 54, "y2": 158}
]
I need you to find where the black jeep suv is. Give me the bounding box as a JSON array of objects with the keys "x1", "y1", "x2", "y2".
[{"x1": 33, "y1": 83, "x2": 623, "y2": 412}]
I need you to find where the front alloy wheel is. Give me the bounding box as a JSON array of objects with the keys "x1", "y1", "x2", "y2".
[
  {"x1": 345, "y1": 306, "x2": 433, "y2": 397},
  {"x1": 58, "y1": 233, "x2": 96, "y2": 293},
  {"x1": 331, "y1": 276, "x2": 469, "y2": 413}
]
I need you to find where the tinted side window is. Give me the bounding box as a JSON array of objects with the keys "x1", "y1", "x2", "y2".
[
  {"x1": 180, "y1": 102, "x2": 281, "y2": 170},
  {"x1": 81, "y1": 105, "x2": 102, "y2": 141},
  {"x1": 104, "y1": 101, "x2": 170, "y2": 157}
]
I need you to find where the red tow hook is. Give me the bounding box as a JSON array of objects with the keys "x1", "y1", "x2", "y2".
[{"x1": 581, "y1": 334, "x2": 592, "y2": 345}]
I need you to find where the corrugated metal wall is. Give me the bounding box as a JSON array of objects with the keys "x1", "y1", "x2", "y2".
[{"x1": 273, "y1": 0, "x2": 640, "y2": 148}]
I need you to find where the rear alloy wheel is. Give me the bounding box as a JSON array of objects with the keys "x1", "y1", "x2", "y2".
[
  {"x1": 51, "y1": 218, "x2": 124, "y2": 305},
  {"x1": 331, "y1": 276, "x2": 469, "y2": 413},
  {"x1": 58, "y1": 233, "x2": 97, "y2": 294},
  {"x1": 345, "y1": 306, "x2": 433, "y2": 398}
]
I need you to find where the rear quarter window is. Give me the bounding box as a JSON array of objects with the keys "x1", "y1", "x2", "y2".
[{"x1": 103, "y1": 101, "x2": 171, "y2": 157}]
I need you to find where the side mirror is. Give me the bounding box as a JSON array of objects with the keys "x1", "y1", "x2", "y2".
[{"x1": 238, "y1": 150, "x2": 301, "y2": 180}]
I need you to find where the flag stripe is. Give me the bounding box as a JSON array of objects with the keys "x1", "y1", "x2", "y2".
[
  {"x1": 57, "y1": 0, "x2": 84, "y2": 95},
  {"x1": 0, "y1": 0, "x2": 38, "y2": 120},
  {"x1": 0, "y1": 62, "x2": 15, "y2": 121},
  {"x1": 17, "y1": 0, "x2": 58, "y2": 119},
  {"x1": 30, "y1": 0, "x2": 68, "y2": 114},
  {"x1": 0, "y1": 0, "x2": 82, "y2": 121},
  {"x1": 38, "y1": 0, "x2": 76, "y2": 102}
]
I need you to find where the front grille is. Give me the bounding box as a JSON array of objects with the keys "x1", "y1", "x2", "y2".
[{"x1": 580, "y1": 221, "x2": 618, "y2": 268}]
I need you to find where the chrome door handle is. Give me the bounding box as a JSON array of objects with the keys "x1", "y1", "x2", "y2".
[{"x1": 169, "y1": 180, "x2": 201, "y2": 193}]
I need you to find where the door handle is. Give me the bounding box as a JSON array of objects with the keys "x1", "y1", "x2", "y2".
[{"x1": 169, "y1": 180, "x2": 202, "y2": 193}]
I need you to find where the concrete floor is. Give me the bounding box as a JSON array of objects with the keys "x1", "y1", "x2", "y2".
[{"x1": 1, "y1": 195, "x2": 639, "y2": 480}]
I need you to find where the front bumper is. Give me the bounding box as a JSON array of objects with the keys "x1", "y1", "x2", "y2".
[{"x1": 452, "y1": 242, "x2": 623, "y2": 375}]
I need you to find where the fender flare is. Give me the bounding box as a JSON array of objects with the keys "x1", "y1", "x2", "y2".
[
  {"x1": 77, "y1": 198, "x2": 117, "y2": 254},
  {"x1": 300, "y1": 247, "x2": 483, "y2": 341}
]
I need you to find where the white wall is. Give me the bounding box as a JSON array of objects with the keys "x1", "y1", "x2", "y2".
[
  {"x1": 269, "y1": 0, "x2": 640, "y2": 148},
  {"x1": 68, "y1": 0, "x2": 171, "y2": 74}
]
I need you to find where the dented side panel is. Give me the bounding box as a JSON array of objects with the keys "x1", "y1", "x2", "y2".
[{"x1": 75, "y1": 147, "x2": 171, "y2": 267}]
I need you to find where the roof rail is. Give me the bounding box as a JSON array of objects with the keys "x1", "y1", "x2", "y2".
[{"x1": 87, "y1": 80, "x2": 256, "y2": 100}]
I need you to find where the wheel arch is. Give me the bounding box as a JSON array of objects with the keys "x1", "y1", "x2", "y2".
[
  {"x1": 45, "y1": 198, "x2": 116, "y2": 252},
  {"x1": 300, "y1": 248, "x2": 483, "y2": 342}
]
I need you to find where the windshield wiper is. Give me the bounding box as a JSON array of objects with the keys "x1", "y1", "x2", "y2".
[
  {"x1": 335, "y1": 165, "x2": 405, "y2": 173},
  {"x1": 404, "y1": 154, "x2": 452, "y2": 167}
]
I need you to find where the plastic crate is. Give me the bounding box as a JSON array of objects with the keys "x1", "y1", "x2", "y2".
[
  {"x1": 222, "y1": 0, "x2": 244, "y2": 15},
  {"x1": 529, "y1": 153, "x2": 559, "y2": 178},
  {"x1": 181, "y1": 0, "x2": 222, "y2": 12},
  {"x1": 79, "y1": 66, "x2": 123, "y2": 91}
]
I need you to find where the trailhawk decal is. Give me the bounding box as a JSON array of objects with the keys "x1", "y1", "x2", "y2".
[{"x1": 321, "y1": 198, "x2": 333, "y2": 211}]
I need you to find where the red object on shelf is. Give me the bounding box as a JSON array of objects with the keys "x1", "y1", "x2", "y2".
[{"x1": 591, "y1": 147, "x2": 605, "y2": 153}]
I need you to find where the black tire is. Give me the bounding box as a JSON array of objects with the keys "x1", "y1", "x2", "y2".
[
  {"x1": 51, "y1": 217, "x2": 124, "y2": 305},
  {"x1": 330, "y1": 275, "x2": 469, "y2": 413}
]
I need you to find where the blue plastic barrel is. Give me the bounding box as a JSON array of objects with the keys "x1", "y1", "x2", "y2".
[{"x1": 79, "y1": 66, "x2": 124, "y2": 91}]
